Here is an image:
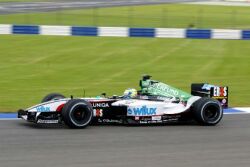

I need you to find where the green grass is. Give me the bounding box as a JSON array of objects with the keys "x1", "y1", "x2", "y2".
[
  {"x1": 1, "y1": 4, "x2": 250, "y2": 28},
  {"x1": 0, "y1": 35, "x2": 249, "y2": 111},
  {"x1": 0, "y1": 4, "x2": 250, "y2": 111}
]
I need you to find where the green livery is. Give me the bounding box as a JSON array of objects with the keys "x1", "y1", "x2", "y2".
[{"x1": 139, "y1": 75, "x2": 192, "y2": 101}]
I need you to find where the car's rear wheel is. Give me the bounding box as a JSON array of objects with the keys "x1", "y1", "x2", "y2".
[
  {"x1": 192, "y1": 97, "x2": 223, "y2": 126},
  {"x1": 41, "y1": 93, "x2": 65, "y2": 103},
  {"x1": 61, "y1": 99, "x2": 93, "y2": 128}
]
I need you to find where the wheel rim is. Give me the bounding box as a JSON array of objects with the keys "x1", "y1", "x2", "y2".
[
  {"x1": 203, "y1": 104, "x2": 221, "y2": 123},
  {"x1": 70, "y1": 105, "x2": 91, "y2": 125}
]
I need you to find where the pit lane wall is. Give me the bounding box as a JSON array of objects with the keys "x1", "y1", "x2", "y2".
[{"x1": 1, "y1": 24, "x2": 250, "y2": 40}]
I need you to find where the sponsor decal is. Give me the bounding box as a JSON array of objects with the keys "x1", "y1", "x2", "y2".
[
  {"x1": 124, "y1": 100, "x2": 136, "y2": 105},
  {"x1": 93, "y1": 109, "x2": 103, "y2": 117},
  {"x1": 139, "y1": 120, "x2": 148, "y2": 124},
  {"x1": 36, "y1": 106, "x2": 50, "y2": 112},
  {"x1": 162, "y1": 115, "x2": 180, "y2": 122},
  {"x1": 92, "y1": 103, "x2": 109, "y2": 108},
  {"x1": 213, "y1": 87, "x2": 227, "y2": 97},
  {"x1": 37, "y1": 119, "x2": 58, "y2": 123},
  {"x1": 152, "y1": 83, "x2": 179, "y2": 96},
  {"x1": 156, "y1": 96, "x2": 169, "y2": 101},
  {"x1": 139, "y1": 120, "x2": 163, "y2": 124},
  {"x1": 202, "y1": 84, "x2": 215, "y2": 90},
  {"x1": 152, "y1": 116, "x2": 161, "y2": 121},
  {"x1": 128, "y1": 106, "x2": 157, "y2": 116},
  {"x1": 98, "y1": 119, "x2": 122, "y2": 123},
  {"x1": 135, "y1": 116, "x2": 140, "y2": 120},
  {"x1": 140, "y1": 117, "x2": 151, "y2": 121}
]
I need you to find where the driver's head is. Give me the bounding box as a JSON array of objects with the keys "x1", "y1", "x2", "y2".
[{"x1": 123, "y1": 88, "x2": 137, "y2": 98}]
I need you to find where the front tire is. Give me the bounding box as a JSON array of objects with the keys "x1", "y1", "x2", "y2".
[
  {"x1": 62, "y1": 99, "x2": 93, "y2": 128},
  {"x1": 192, "y1": 97, "x2": 223, "y2": 126}
]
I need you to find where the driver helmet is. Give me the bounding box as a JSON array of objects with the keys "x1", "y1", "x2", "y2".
[{"x1": 123, "y1": 88, "x2": 137, "y2": 98}]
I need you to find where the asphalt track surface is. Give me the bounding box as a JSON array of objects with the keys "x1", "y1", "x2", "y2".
[
  {"x1": 0, "y1": 0, "x2": 207, "y2": 14},
  {"x1": 1, "y1": 114, "x2": 250, "y2": 167},
  {"x1": 1, "y1": 0, "x2": 250, "y2": 165}
]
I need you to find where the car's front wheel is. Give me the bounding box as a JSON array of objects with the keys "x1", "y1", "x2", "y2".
[{"x1": 61, "y1": 99, "x2": 93, "y2": 128}]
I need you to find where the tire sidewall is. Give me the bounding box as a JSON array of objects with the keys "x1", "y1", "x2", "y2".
[
  {"x1": 193, "y1": 97, "x2": 223, "y2": 125},
  {"x1": 200, "y1": 101, "x2": 223, "y2": 125},
  {"x1": 62, "y1": 99, "x2": 93, "y2": 128},
  {"x1": 68, "y1": 102, "x2": 93, "y2": 128}
]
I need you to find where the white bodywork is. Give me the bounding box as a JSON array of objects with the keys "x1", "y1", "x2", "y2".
[
  {"x1": 112, "y1": 96, "x2": 201, "y2": 116},
  {"x1": 23, "y1": 96, "x2": 201, "y2": 121},
  {"x1": 27, "y1": 99, "x2": 70, "y2": 112},
  {"x1": 27, "y1": 97, "x2": 111, "y2": 112}
]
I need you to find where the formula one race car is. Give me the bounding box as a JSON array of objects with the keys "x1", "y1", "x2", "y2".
[{"x1": 18, "y1": 75, "x2": 228, "y2": 128}]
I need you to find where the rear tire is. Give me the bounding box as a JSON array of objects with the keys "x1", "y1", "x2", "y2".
[
  {"x1": 62, "y1": 99, "x2": 93, "y2": 129},
  {"x1": 192, "y1": 97, "x2": 223, "y2": 126},
  {"x1": 41, "y1": 93, "x2": 65, "y2": 103}
]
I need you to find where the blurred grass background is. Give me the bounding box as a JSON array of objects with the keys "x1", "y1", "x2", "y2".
[
  {"x1": 0, "y1": 35, "x2": 249, "y2": 110},
  {"x1": 0, "y1": 3, "x2": 250, "y2": 111}
]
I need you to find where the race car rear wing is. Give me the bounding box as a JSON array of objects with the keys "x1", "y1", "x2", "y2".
[{"x1": 191, "y1": 83, "x2": 228, "y2": 108}]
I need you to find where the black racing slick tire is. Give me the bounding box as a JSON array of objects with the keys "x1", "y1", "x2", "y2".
[
  {"x1": 41, "y1": 93, "x2": 65, "y2": 103},
  {"x1": 61, "y1": 99, "x2": 93, "y2": 129},
  {"x1": 192, "y1": 97, "x2": 223, "y2": 126}
]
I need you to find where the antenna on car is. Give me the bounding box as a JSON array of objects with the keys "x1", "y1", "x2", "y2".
[{"x1": 83, "y1": 89, "x2": 86, "y2": 97}]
